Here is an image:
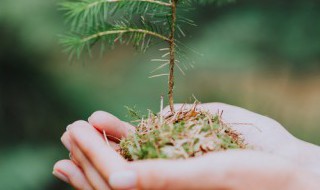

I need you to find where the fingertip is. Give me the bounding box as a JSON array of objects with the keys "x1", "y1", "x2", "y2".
[
  {"x1": 67, "y1": 120, "x2": 99, "y2": 148},
  {"x1": 53, "y1": 160, "x2": 71, "y2": 183},
  {"x1": 53, "y1": 159, "x2": 68, "y2": 171},
  {"x1": 71, "y1": 120, "x2": 91, "y2": 128},
  {"x1": 61, "y1": 132, "x2": 71, "y2": 151},
  {"x1": 88, "y1": 111, "x2": 104, "y2": 123},
  {"x1": 68, "y1": 120, "x2": 92, "y2": 136},
  {"x1": 53, "y1": 160, "x2": 94, "y2": 190},
  {"x1": 88, "y1": 111, "x2": 121, "y2": 129},
  {"x1": 88, "y1": 111, "x2": 134, "y2": 139}
]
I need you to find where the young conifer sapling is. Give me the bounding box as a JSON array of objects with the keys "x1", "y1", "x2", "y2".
[{"x1": 60, "y1": 0, "x2": 246, "y2": 160}]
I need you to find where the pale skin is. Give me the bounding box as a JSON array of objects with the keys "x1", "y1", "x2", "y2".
[{"x1": 53, "y1": 103, "x2": 320, "y2": 190}]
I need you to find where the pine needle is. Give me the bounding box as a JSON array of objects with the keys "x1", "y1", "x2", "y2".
[{"x1": 149, "y1": 73, "x2": 169, "y2": 78}]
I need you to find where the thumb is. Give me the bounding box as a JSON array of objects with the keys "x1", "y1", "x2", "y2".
[{"x1": 125, "y1": 158, "x2": 228, "y2": 190}]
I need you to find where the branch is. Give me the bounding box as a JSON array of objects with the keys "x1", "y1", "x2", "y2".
[
  {"x1": 81, "y1": 28, "x2": 170, "y2": 43},
  {"x1": 85, "y1": 0, "x2": 171, "y2": 9}
]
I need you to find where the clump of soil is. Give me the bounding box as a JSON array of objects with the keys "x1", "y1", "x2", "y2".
[{"x1": 120, "y1": 104, "x2": 246, "y2": 160}]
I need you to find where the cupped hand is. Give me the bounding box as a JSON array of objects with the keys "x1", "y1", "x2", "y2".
[
  {"x1": 53, "y1": 103, "x2": 320, "y2": 190},
  {"x1": 190, "y1": 103, "x2": 320, "y2": 173},
  {"x1": 54, "y1": 111, "x2": 135, "y2": 190},
  {"x1": 173, "y1": 103, "x2": 299, "y2": 161}
]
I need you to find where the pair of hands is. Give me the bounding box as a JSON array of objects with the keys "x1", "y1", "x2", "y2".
[{"x1": 53, "y1": 103, "x2": 320, "y2": 190}]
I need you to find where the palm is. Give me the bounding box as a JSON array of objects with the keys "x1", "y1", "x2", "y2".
[{"x1": 163, "y1": 103, "x2": 297, "y2": 159}]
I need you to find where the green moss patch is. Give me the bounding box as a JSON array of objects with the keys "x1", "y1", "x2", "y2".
[{"x1": 120, "y1": 104, "x2": 246, "y2": 160}]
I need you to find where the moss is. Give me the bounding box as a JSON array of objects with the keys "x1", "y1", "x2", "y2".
[{"x1": 120, "y1": 104, "x2": 246, "y2": 160}]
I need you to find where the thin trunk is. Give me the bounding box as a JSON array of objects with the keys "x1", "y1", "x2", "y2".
[{"x1": 168, "y1": 0, "x2": 177, "y2": 113}]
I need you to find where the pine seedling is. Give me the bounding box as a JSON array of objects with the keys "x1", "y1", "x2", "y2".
[
  {"x1": 60, "y1": 0, "x2": 246, "y2": 160},
  {"x1": 60, "y1": 0, "x2": 235, "y2": 112}
]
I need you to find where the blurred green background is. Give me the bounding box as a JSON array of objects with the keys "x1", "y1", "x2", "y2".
[{"x1": 0, "y1": 0, "x2": 320, "y2": 189}]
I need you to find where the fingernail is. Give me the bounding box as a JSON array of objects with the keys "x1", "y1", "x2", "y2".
[
  {"x1": 61, "y1": 134, "x2": 71, "y2": 151},
  {"x1": 88, "y1": 116, "x2": 92, "y2": 123},
  {"x1": 66, "y1": 124, "x2": 71, "y2": 131},
  {"x1": 53, "y1": 170, "x2": 69, "y2": 183},
  {"x1": 109, "y1": 171, "x2": 137, "y2": 189}
]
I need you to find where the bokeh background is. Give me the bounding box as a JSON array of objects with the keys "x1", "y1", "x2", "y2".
[{"x1": 1, "y1": 0, "x2": 320, "y2": 189}]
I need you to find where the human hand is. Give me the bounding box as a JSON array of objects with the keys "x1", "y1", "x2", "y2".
[
  {"x1": 53, "y1": 103, "x2": 320, "y2": 189},
  {"x1": 53, "y1": 111, "x2": 135, "y2": 190},
  {"x1": 187, "y1": 103, "x2": 320, "y2": 174}
]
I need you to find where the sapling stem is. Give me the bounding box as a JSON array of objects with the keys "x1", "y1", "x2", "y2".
[
  {"x1": 160, "y1": 95, "x2": 164, "y2": 123},
  {"x1": 168, "y1": 0, "x2": 177, "y2": 113}
]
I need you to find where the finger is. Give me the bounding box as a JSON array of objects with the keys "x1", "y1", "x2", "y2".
[
  {"x1": 61, "y1": 132, "x2": 71, "y2": 151},
  {"x1": 127, "y1": 150, "x2": 266, "y2": 190},
  {"x1": 62, "y1": 130, "x2": 120, "y2": 152},
  {"x1": 127, "y1": 156, "x2": 228, "y2": 190},
  {"x1": 71, "y1": 140, "x2": 111, "y2": 190},
  {"x1": 68, "y1": 120, "x2": 128, "y2": 181},
  {"x1": 88, "y1": 111, "x2": 135, "y2": 141},
  {"x1": 53, "y1": 159, "x2": 94, "y2": 190},
  {"x1": 128, "y1": 150, "x2": 297, "y2": 190}
]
